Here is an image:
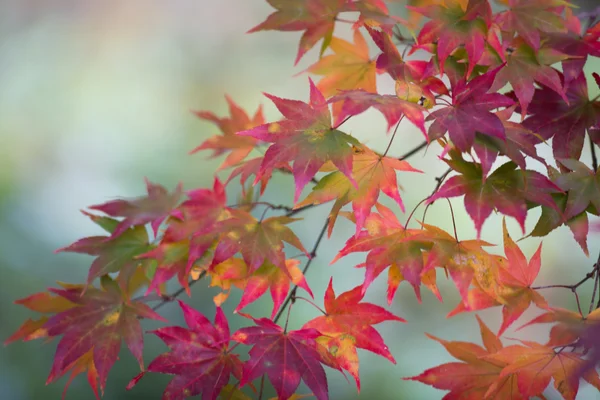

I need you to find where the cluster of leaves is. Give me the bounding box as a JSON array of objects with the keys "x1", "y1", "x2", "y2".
[{"x1": 6, "y1": 0, "x2": 600, "y2": 399}]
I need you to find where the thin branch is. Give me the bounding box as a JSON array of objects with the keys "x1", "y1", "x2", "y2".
[
  {"x1": 273, "y1": 218, "x2": 330, "y2": 324},
  {"x1": 398, "y1": 140, "x2": 428, "y2": 160},
  {"x1": 590, "y1": 135, "x2": 598, "y2": 171},
  {"x1": 421, "y1": 167, "x2": 453, "y2": 224},
  {"x1": 150, "y1": 271, "x2": 207, "y2": 313}
]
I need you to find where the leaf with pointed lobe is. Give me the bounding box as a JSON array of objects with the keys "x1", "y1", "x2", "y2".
[
  {"x1": 427, "y1": 66, "x2": 514, "y2": 154},
  {"x1": 302, "y1": 278, "x2": 405, "y2": 389},
  {"x1": 496, "y1": 0, "x2": 567, "y2": 51},
  {"x1": 428, "y1": 149, "x2": 562, "y2": 237},
  {"x1": 554, "y1": 159, "x2": 600, "y2": 220},
  {"x1": 56, "y1": 219, "x2": 152, "y2": 288},
  {"x1": 306, "y1": 30, "x2": 376, "y2": 98},
  {"x1": 520, "y1": 72, "x2": 600, "y2": 161},
  {"x1": 191, "y1": 95, "x2": 264, "y2": 170},
  {"x1": 328, "y1": 90, "x2": 427, "y2": 134},
  {"x1": 405, "y1": 315, "x2": 524, "y2": 399},
  {"x1": 386, "y1": 260, "x2": 442, "y2": 304},
  {"x1": 296, "y1": 145, "x2": 422, "y2": 237},
  {"x1": 420, "y1": 222, "x2": 494, "y2": 303},
  {"x1": 238, "y1": 79, "x2": 360, "y2": 202},
  {"x1": 236, "y1": 259, "x2": 313, "y2": 320},
  {"x1": 408, "y1": 0, "x2": 492, "y2": 77},
  {"x1": 519, "y1": 307, "x2": 600, "y2": 347},
  {"x1": 9, "y1": 278, "x2": 165, "y2": 398},
  {"x1": 333, "y1": 203, "x2": 433, "y2": 300},
  {"x1": 485, "y1": 340, "x2": 600, "y2": 399},
  {"x1": 248, "y1": 0, "x2": 345, "y2": 64},
  {"x1": 88, "y1": 179, "x2": 182, "y2": 239},
  {"x1": 232, "y1": 316, "x2": 329, "y2": 400},
  {"x1": 204, "y1": 258, "x2": 248, "y2": 306},
  {"x1": 491, "y1": 39, "x2": 567, "y2": 118},
  {"x1": 227, "y1": 157, "x2": 292, "y2": 197},
  {"x1": 213, "y1": 211, "x2": 308, "y2": 273},
  {"x1": 129, "y1": 301, "x2": 242, "y2": 400}
]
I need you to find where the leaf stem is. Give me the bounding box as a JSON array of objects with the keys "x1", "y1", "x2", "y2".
[
  {"x1": 382, "y1": 117, "x2": 403, "y2": 158},
  {"x1": 294, "y1": 296, "x2": 327, "y2": 316},
  {"x1": 273, "y1": 218, "x2": 330, "y2": 324}
]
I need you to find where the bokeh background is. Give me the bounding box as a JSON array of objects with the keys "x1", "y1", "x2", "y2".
[{"x1": 1, "y1": 1, "x2": 599, "y2": 399}]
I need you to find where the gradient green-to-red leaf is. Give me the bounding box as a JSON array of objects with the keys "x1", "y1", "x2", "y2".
[
  {"x1": 213, "y1": 211, "x2": 308, "y2": 273},
  {"x1": 237, "y1": 79, "x2": 360, "y2": 202},
  {"x1": 89, "y1": 179, "x2": 183, "y2": 238},
  {"x1": 232, "y1": 317, "x2": 329, "y2": 400}
]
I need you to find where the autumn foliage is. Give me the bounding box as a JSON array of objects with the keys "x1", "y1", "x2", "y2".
[{"x1": 6, "y1": 0, "x2": 600, "y2": 399}]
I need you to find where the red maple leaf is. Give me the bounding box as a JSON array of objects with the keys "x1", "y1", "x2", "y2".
[
  {"x1": 191, "y1": 95, "x2": 264, "y2": 170},
  {"x1": 427, "y1": 66, "x2": 514, "y2": 153},
  {"x1": 88, "y1": 178, "x2": 183, "y2": 239},
  {"x1": 303, "y1": 278, "x2": 405, "y2": 389},
  {"x1": 213, "y1": 211, "x2": 309, "y2": 273},
  {"x1": 521, "y1": 72, "x2": 600, "y2": 161},
  {"x1": 128, "y1": 301, "x2": 242, "y2": 400},
  {"x1": 428, "y1": 149, "x2": 561, "y2": 236},
  {"x1": 232, "y1": 316, "x2": 329, "y2": 400},
  {"x1": 9, "y1": 277, "x2": 165, "y2": 397},
  {"x1": 328, "y1": 90, "x2": 427, "y2": 134},
  {"x1": 237, "y1": 79, "x2": 360, "y2": 202},
  {"x1": 409, "y1": 0, "x2": 492, "y2": 76},
  {"x1": 248, "y1": 0, "x2": 344, "y2": 65}
]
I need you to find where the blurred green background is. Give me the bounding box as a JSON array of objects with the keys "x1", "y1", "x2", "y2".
[{"x1": 1, "y1": 1, "x2": 599, "y2": 399}]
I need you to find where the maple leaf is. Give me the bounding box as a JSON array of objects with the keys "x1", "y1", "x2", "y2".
[
  {"x1": 449, "y1": 220, "x2": 547, "y2": 335},
  {"x1": 428, "y1": 149, "x2": 561, "y2": 236},
  {"x1": 427, "y1": 66, "x2": 514, "y2": 153},
  {"x1": 236, "y1": 259, "x2": 313, "y2": 319},
  {"x1": 420, "y1": 222, "x2": 494, "y2": 302},
  {"x1": 554, "y1": 159, "x2": 600, "y2": 220},
  {"x1": 305, "y1": 30, "x2": 376, "y2": 97},
  {"x1": 409, "y1": 0, "x2": 492, "y2": 76},
  {"x1": 9, "y1": 277, "x2": 165, "y2": 397},
  {"x1": 248, "y1": 0, "x2": 345, "y2": 64},
  {"x1": 88, "y1": 178, "x2": 183, "y2": 239},
  {"x1": 213, "y1": 211, "x2": 308, "y2": 273},
  {"x1": 191, "y1": 95, "x2": 264, "y2": 170},
  {"x1": 472, "y1": 107, "x2": 546, "y2": 176},
  {"x1": 296, "y1": 145, "x2": 422, "y2": 236},
  {"x1": 232, "y1": 316, "x2": 329, "y2": 400},
  {"x1": 519, "y1": 307, "x2": 600, "y2": 347},
  {"x1": 56, "y1": 213, "x2": 152, "y2": 288},
  {"x1": 496, "y1": 0, "x2": 567, "y2": 50},
  {"x1": 128, "y1": 301, "x2": 242, "y2": 400},
  {"x1": 520, "y1": 72, "x2": 600, "y2": 160},
  {"x1": 485, "y1": 341, "x2": 600, "y2": 399},
  {"x1": 328, "y1": 90, "x2": 427, "y2": 134},
  {"x1": 303, "y1": 278, "x2": 405, "y2": 389},
  {"x1": 491, "y1": 39, "x2": 567, "y2": 117},
  {"x1": 405, "y1": 315, "x2": 524, "y2": 399},
  {"x1": 547, "y1": 8, "x2": 600, "y2": 87},
  {"x1": 227, "y1": 157, "x2": 292, "y2": 196},
  {"x1": 237, "y1": 79, "x2": 360, "y2": 202}
]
